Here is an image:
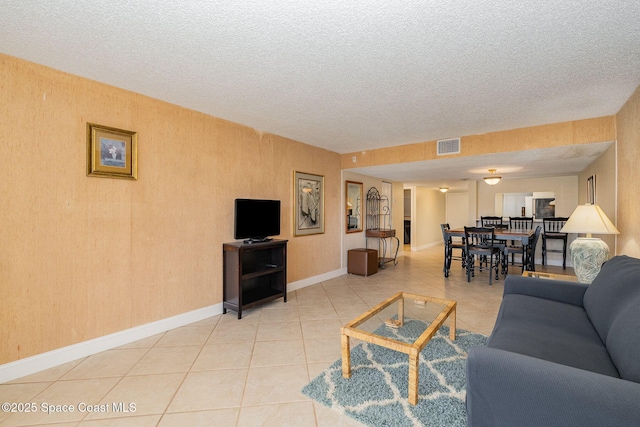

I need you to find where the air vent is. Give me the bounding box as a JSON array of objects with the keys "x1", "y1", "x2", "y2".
[{"x1": 437, "y1": 138, "x2": 461, "y2": 155}]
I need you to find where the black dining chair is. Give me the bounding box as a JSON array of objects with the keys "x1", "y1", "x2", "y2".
[
  {"x1": 542, "y1": 217, "x2": 569, "y2": 268},
  {"x1": 464, "y1": 227, "x2": 501, "y2": 285},
  {"x1": 481, "y1": 216, "x2": 504, "y2": 227},
  {"x1": 507, "y1": 217, "x2": 534, "y2": 265},
  {"x1": 503, "y1": 225, "x2": 540, "y2": 274},
  {"x1": 441, "y1": 223, "x2": 465, "y2": 277}
]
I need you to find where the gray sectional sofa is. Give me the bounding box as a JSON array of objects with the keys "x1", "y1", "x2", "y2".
[{"x1": 466, "y1": 255, "x2": 640, "y2": 426}]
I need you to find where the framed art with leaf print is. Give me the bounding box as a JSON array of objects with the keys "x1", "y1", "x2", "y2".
[
  {"x1": 87, "y1": 123, "x2": 138, "y2": 180},
  {"x1": 294, "y1": 171, "x2": 324, "y2": 236}
]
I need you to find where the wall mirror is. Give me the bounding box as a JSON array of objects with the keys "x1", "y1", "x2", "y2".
[{"x1": 346, "y1": 181, "x2": 363, "y2": 233}]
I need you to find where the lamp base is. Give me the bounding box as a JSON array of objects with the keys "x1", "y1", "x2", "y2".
[{"x1": 570, "y1": 238, "x2": 609, "y2": 284}]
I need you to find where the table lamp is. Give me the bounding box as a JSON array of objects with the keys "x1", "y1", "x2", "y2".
[{"x1": 560, "y1": 203, "x2": 619, "y2": 283}]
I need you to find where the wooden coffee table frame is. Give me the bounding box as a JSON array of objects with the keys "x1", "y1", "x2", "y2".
[{"x1": 340, "y1": 292, "x2": 457, "y2": 405}]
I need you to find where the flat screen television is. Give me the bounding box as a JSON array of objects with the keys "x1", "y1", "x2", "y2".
[{"x1": 234, "y1": 199, "x2": 281, "y2": 243}]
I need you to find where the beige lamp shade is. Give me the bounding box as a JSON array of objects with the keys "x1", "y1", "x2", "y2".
[{"x1": 560, "y1": 204, "x2": 619, "y2": 237}]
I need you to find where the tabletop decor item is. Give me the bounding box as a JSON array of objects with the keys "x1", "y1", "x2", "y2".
[{"x1": 561, "y1": 203, "x2": 619, "y2": 283}]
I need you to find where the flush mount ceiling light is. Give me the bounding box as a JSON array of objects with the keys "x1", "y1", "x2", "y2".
[
  {"x1": 439, "y1": 187, "x2": 449, "y2": 193},
  {"x1": 483, "y1": 169, "x2": 501, "y2": 185}
]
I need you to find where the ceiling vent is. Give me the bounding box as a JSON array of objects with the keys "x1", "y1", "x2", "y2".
[{"x1": 437, "y1": 137, "x2": 461, "y2": 155}]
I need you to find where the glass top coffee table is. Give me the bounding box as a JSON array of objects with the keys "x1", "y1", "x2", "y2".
[{"x1": 340, "y1": 292, "x2": 457, "y2": 405}]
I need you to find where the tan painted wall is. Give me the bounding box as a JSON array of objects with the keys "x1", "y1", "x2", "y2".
[
  {"x1": 578, "y1": 144, "x2": 617, "y2": 253},
  {"x1": 0, "y1": 54, "x2": 341, "y2": 364},
  {"x1": 414, "y1": 187, "x2": 446, "y2": 248},
  {"x1": 342, "y1": 117, "x2": 616, "y2": 169},
  {"x1": 616, "y1": 86, "x2": 640, "y2": 257}
]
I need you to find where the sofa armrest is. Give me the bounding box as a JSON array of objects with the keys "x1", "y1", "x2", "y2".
[
  {"x1": 466, "y1": 346, "x2": 640, "y2": 427},
  {"x1": 504, "y1": 275, "x2": 588, "y2": 306}
]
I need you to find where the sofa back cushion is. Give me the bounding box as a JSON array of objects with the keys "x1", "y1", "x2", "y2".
[{"x1": 583, "y1": 255, "x2": 640, "y2": 381}]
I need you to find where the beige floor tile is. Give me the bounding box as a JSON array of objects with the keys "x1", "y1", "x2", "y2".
[
  {"x1": 208, "y1": 322, "x2": 258, "y2": 343},
  {"x1": 128, "y1": 346, "x2": 201, "y2": 375},
  {"x1": 242, "y1": 365, "x2": 309, "y2": 406},
  {"x1": 303, "y1": 337, "x2": 342, "y2": 364},
  {"x1": 154, "y1": 326, "x2": 212, "y2": 347},
  {"x1": 298, "y1": 305, "x2": 339, "y2": 321},
  {"x1": 0, "y1": 382, "x2": 53, "y2": 425},
  {"x1": 313, "y1": 401, "x2": 368, "y2": 426},
  {"x1": 116, "y1": 333, "x2": 164, "y2": 349},
  {"x1": 237, "y1": 401, "x2": 316, "y2": 427},
  {"x1": 3, "y1": 377, "x2": 120, "y2": 425},
  {"x1": 300, "y1": 319, "x2": 343, "y2": 339},
  {"x1": 191, "y1": 342, "x2": 254, "y2": 371},
  {"x1": 250, "y1": 340, "x2": 306, "y2": 367},
  {"x1": 158, "y1": 408, "x2": 239, "y2": 426},
  {"x1": 84, "y1": 373, "x2": 185, "y2": 419},
  {"x1": 78, "y1": 415, "x2": 162, "y2": 426},
  {"x1": 7, "y1": 359, "x2": 83, "y2": 384},
  {"x1": 255, "y1": 321, "x2": 302, "y2": 341},
  {"x1": 61, "y1": 349, "x2": 148, "y2": 380},
  {"x1": 259, "y1": 307, "x2": 301, "y2": 323},
  {"x1": 167, "y1": 369, "x2": 247, "y2": 412},
  {"x1": 218, "y1": 308, "x2": 262, "y2": 324}
]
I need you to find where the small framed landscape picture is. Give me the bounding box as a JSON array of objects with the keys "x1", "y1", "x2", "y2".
[
  {"x1": 294, "y1": 171, "x2": 324, "y2": 236},
  {"x1": 87, "y1": 123, "x2": 138, "y2": 180}
]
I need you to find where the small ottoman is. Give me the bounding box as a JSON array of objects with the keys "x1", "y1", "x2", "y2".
[{"x1": 348, "y1": 248, "x2": 378, "y2": 276}]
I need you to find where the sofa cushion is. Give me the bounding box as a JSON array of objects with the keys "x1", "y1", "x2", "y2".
[
  {"x1": 583, "y1": 255, "x2": 640, "y2": 381},
  {"x1": 487, "y1": 294, "x2": 619, "y2": 377}
]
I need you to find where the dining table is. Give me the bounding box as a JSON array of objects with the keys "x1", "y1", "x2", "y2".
[{"x1": 443, "y1": 227, "x2": 535, "y2": 277}]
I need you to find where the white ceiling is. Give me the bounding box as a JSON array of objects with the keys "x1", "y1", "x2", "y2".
[{"x1": 2, "y1": 1, "x2": 639, "y2": 183}]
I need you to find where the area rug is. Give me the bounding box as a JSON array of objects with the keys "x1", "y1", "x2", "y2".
[{"x1": 302, "y1": 321, "x2": 487, "y2": 427}]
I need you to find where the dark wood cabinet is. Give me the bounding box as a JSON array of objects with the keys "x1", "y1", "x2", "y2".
[{"x1": 222, "y1": 239, "x2": 287, "y2": 319}]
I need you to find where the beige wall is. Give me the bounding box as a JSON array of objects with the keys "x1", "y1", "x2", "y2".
[
  {"x1": 341, "y1": 117, "x2": 616, "y2": 169},
  {"x1": 616, "y1": 85, "x2": 640, "y2": 258},
  {"x1": 578, "y1": 143, "x2": 617, "y2": 253},
  {"x1": 0, "y1": 54, "x2": 341, "y2": 364},
  {"x1": 341, "y1": 172, "x2": 404, "y2": 265},
  {"x1": 413, "y1": 187, "x2": 446, "y2": 249}
]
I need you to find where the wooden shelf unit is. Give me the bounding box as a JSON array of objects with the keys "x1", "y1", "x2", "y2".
[{"x1": 223, "y1": 239, "x2": 287, "y2": 319}]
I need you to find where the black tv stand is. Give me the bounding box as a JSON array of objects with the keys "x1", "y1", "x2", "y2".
[
  {"x1": 243, "y1": 237, "x2": 273, "y2": 244},
  {"x1": 223, "y1": 239, "x2": 287, "y2": 319}
]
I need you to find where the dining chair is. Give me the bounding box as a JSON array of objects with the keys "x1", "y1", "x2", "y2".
[
  {"x1": 507, "y1": 217, "x2": 534, "y2": 265},
  {"x1": 503, "y1": 225, "x2": 540, "y2": 274},
  {"x1": 463, "y1": 227, "x2": 501, "y2": 285},
  {"x1": 523, "y1": 226, "x2": 542, "y2": 272},
  {"x1": 542, "y1": 217, "x2": 569, "y2": 268},
  {"x1": 481, "y1": 216, "x2": 504, "y2": 227},
  {"x1": 441, "y1": 223, "x2": 465, "y2": 277}
]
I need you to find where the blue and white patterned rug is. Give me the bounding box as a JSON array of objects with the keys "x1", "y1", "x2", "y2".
[{"x1": 302, "y1": 321, "x2": 487, "y2": 427}]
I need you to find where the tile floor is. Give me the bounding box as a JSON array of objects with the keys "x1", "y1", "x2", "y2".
[{"x1": 1, "y1": 246, "x2": 572, "y2": 426}]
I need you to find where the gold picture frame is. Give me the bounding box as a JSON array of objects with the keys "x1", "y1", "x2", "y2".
[
  {"x1": 294, "y1": 171, "x2": 325, "y2": 236},
  {"x1": 87, "y1": 123, "x2": 138, "y2": 180}
]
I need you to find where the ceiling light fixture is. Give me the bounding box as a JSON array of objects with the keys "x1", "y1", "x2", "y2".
[
  {"x1": 439, "y1": 187, "x2": 449, "y2": 193},
  {"x1": 483, "y1": 169, "x2": 501, "y2": 185}
]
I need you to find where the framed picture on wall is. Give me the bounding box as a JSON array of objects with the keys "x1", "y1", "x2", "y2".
[
  {"x1": 87, "y1": 123, "x2": 138, "y2": 180},
  {"x1": 587, "y1": 175, "x2": 596, "y2": 204},
  {"x1": 294, "y1": 171, "x2": 324, "y2": 236}
]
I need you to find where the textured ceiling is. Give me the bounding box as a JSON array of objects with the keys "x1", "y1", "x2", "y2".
[{"x1": 2, "y1": 1, "x2": 639, "y2": 181}]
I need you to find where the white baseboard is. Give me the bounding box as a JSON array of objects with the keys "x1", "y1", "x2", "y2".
[
  {"x1": 0, "y1": 268, "x2": 346, "y2": 384},
  {"x1": 412, "y1": 241, "x2": 442, "y2": 252},
  {"x1": 287, "y1": 268, "x2": 346, "y2": 291},
  {"x1": 0, "y1": 304, "x2": 222, "y2": 384}
]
